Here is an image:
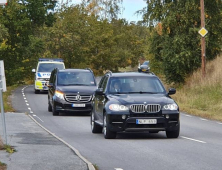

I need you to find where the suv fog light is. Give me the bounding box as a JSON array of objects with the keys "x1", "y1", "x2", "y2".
[
  {"x1": 166, "y1": 114, "x2": 169, "y2": 119},
  {"x1": 122, "y1": 115, "x2": 126, "y2": 119}
]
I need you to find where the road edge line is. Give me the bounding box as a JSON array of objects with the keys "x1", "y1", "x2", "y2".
[{"x1": 28, "y1": 114, "x2": 95, "y2": 170}]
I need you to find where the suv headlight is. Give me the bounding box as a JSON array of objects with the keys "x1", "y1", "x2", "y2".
[
  {"x1": 163, "y1": 104, "x2": 178, "y2": 110},
  {"x1": 109, "y1": 104, "x2": 128, "y2": 111},
  {"x1": 55, "y1": 90, "x2": 64, "y2": 100}
]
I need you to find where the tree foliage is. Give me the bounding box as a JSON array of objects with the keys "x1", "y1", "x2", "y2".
[
  {"x1": 142, "y1": 0, "x2": 222, "y2": 84},
  {"x1": 0, "y1": 0, "x2": 57, "y2": 85}
]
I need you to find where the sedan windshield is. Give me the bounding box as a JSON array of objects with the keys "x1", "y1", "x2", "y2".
[
  {"x1": 108, "y1": 76, "x2": 166, "y2": 94},
  {"x1": 57, "y1": 72, "x2": 96, "y2": 86}
]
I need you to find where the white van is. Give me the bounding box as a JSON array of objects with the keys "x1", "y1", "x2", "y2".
[{"x1": 32, "y1": 58, "x2": 65, "y2": 94}]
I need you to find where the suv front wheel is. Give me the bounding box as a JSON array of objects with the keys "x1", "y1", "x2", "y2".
[
  {"x1": 103, "y1": 113, "x2": 116, "y2": 139},
  {"x1": 91, "y1": 112, "x2": 102, "y2": 133},
  {"x1": 166, "y1": 122, "x2": 180, "y2": 138}
]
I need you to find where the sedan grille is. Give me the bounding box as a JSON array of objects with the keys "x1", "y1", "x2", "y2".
[
  {"x1": 130, "y1": 104, "x2": 161, "y2": 113},
  {"x1": 65, "y1": 95, "x2": 92, "y2": 103}
]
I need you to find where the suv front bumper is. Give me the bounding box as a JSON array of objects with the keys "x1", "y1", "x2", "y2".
[{"x1": 106, "y1": 113, "x2": 179, "y2": 132}]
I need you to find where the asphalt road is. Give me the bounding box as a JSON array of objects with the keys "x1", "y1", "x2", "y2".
[{"x1": 11, "y1": 85, "x2": 222, "y2": 170}]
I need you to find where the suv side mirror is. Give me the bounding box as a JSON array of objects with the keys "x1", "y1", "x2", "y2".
[
  {"x1": 32, "y1": 69, "x2": 36, "y2": 73},
  {"x1": 168, "y1": 88, "x2": 176, "y2": 95},
  {"x1": 95, "y1": 88, "x2": 104, "y2": 95}
]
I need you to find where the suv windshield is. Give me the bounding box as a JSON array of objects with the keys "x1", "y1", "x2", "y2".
[
  {"x1": 108, "y1": 76, "x2": 165, "y2": 94},
  {"x1": 58, "y1": 72, "x2": 96, "y2": 86},
  {"x1": 38, "y1": 63, "x2": 64, "y2": 72}
]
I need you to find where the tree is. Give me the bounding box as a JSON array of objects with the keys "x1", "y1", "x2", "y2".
[
  {"x1": 0, "y1": 0, "x2": 57, "y2": 85},
  {"x1": 142, "y1": 0, "x2": 222, "y2": 84}
]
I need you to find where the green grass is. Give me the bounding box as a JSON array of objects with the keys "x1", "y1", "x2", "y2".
[
  {"x1": 93, "y1": 164, "x2": 99, "y2": 170},
  {"x1": 173, "y1": 83, "x2": 222, "y2": 121},
  {"x1": 3, "y1": 144, "x2": 16, "y2": 154},
  {"x1": 0, "y1": 85, "x2": 17, "y2": 112},
  {"x1": 0, "y1": 161, "x2": 7, "y2": 170}
]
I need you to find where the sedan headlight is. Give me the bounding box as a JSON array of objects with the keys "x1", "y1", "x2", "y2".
[
  {"x1": 109, "y1": 104, "x2": 128, "y2": 111},
  {"x1": 55, "y1": 90, "x2": 64, "y2": 100},
  {"x1": 163, "y1": 104, "x2": 178, "y2": 110}
]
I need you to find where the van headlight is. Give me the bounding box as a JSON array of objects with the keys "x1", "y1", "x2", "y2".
[
  {"x1": 109, "y1": 104, "x2": 128, "y2": 111},
  {"x1": 163, "y1": 104, "x2": 178, "y2": 110},
  {"x1": 55, "y1": 90, "x2": 64, "y2": 100}
]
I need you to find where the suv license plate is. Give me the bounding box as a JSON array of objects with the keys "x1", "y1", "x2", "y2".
[
  {"x1": 136, "y1": 119, "x2": 157, "y2": 124},
  {"x1": 72, "y1": 104, "x2": 85, "y2": 107}
]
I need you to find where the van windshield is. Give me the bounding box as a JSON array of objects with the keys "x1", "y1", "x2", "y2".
[{"x1": 37, "y1": 63, "x2": 64, "y2": 72}]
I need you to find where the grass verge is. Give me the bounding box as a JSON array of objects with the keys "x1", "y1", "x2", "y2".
[
  {"x1": 0, "y1": 85, "x2": 17, "y2": 112},
  {"x1": 172, "y1": 56, "x2": 222, "y2": 121},
  {"x1": 0, "y1": 161, "x2": 7, "y2": 170}
]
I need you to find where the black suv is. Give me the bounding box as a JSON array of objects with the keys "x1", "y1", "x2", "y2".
[
  {"x1": 91, "y1": 71, "x2": 180, "y2": 139},
  {"x1": 48, "y1": 68, "x2": 97, "y2": 116}
]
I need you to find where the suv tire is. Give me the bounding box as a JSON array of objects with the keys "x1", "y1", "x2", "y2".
[
  {"x1": 166, "y1": 122, "x2": 180, "y2": 138},
  {"x1": 103, "y1": 113, "x2": 116, "y2": 139},
  {"x1": 48, "y1": 98, "x2": 52, "y2": 112},
  {"x1": 91, "y1": 112, "x2": 102, "y2": 133}
]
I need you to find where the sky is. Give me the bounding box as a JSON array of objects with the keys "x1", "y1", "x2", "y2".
[
  {"x1": 59, "y1": 0, "x2": 147, "y2": 22},
  {"x1": 120, "y1": 0, "x2": 146, "y2": 21}
]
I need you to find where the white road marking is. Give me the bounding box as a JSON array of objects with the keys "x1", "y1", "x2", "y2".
[
  {"x1": 217, "y1": 122, "x2": 222, "y2": 125},
  {"x1": 25, "y1": 100, "x2": 28, "y2": 103},
  {"x1": 200, "y1": 118, "x2": 208, "y2": 121},
  {"x1": 115, "y1": 169, "x2": 124, "y2": 170},
  {"x1": 185, "y1": 114, "x2": 192, "y2": 117},
  {"x1": 23, "y1": 94, "x2": 25, "y2": 97},
  {"x1": 30, "y1": 111, "x2": 33, "y2": 114},
  {"x1": 181, "y1": 136, "x2": 206, "y2": 144},
  {"x1": 28, "y1": 108, "x2": 31, "y2": 110},
  {"x1": 24, "y1": 98, "x2": 26, "y2": 100},
  {"x1": 32, "y1": 115, "x2": 44, "y2": 122},
  {"x1": 26, "y1": 103, "x2": 29, "y2": 106}
]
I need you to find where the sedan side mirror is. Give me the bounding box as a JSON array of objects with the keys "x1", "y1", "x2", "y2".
[
  {"x1": 168, "y1": 88, "x2": 176, "y2": 95},
  {"x1": 95, "y1": 88, "x2": 104, "y2": 95}
]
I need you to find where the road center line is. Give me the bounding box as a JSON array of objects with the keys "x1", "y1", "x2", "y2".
[
  {"x1": 32, "y1": 114, "x2": 44, "y2": 122},
  {"x1": 115, "y1": 168, "x2": 124, "y2": 170},
  {"x1": 181, "y1": 136, "x2": 206, "y2": 144},
  {"x1": 185, "y1": 115, "x2": 192, "y2": 117},
  {"x1": 217, "y1": 122, "x2": 222, "y2": 125}
]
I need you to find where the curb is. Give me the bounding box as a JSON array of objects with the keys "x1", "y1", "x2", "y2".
[{"x1": 28, "y1": 115, "x2": 95, "y2": 170}]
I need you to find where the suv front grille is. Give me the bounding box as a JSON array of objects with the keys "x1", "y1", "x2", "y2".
[
  {"x1": 130, "y1": 104, "x2": 161, "y2": 113},
  {"x1": 65, "y1": 95, "x2": 92, "y2": 103}
]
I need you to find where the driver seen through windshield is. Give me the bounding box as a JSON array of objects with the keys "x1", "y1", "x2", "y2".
[{"x1": 108, "y1": 77, "x2": 165, "y2": 93}]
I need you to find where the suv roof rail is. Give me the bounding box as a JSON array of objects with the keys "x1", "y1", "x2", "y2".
[
  {"x1": 86, "y1": 68, "x2": 93, "y2": 72},
  {"x1": 105, "y1": 70, "x2": 112, "y2": 75},
  {"x1": 39, "y1": 58, "x2": 64, "y2": 62}
]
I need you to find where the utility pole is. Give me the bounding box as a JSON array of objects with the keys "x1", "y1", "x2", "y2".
[{"x1": 200, "y1": 0, "x2": 206, "y2": 77}]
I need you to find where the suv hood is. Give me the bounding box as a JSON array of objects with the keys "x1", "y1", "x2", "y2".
[
  {"x1": 57, "y1": 86, "x2": 97, "y2": 94},
  {"x1": 109, "y1": 93, "x2": 175, "y2": 105}
]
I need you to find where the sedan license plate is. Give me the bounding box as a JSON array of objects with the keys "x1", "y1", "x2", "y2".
[
  {"x1": 136, "y1": 119, "x2": 157, "y2": 124},
  {"x1": 72, "y1": 104, "x2": 85, "y2": 107},
  {"x1": 142, "y1": 69, "x2": 147, "y2": 72}
]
